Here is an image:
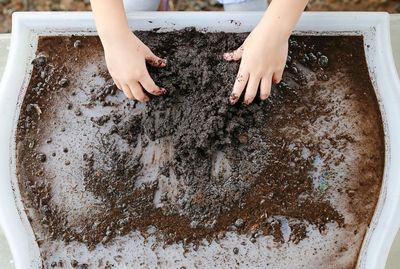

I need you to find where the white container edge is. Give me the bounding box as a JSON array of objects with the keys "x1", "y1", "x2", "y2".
[{"x1": 0, "y1": 11, "x2": 399, "y2": 269}]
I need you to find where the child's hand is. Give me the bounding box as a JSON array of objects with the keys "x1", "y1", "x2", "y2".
[
  {"x1": 91, "y1": 0, "x2": 168, "y2": 102},
  {"x1": 223, "y1": 0, "x2": 309, "y2": 106},
  {"x1": 103, "y1": 32, "x2": 167, "y2": 102},
  {"x1": 224, "y1": 24, "x2": 288, "y2": 105}
]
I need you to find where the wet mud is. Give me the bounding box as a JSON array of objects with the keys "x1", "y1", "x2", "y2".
[{"x1": 16, "y1": 29, "x2": 384, "y2": 268}]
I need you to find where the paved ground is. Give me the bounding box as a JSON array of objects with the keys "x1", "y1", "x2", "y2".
[{"x1": 0, "y1": 15, "x2": 399, "y2": 269}]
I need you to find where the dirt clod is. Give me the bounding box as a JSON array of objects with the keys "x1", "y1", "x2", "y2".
[
  {"x1": 58, "y1": 78, "x2": 69, "y2": 87},
  {"x1": 37, "y1": 153, "x2": 46, "y2": 163},
  {"x1": 73, "y1": 40, "x2": 82, "y2": 49}
]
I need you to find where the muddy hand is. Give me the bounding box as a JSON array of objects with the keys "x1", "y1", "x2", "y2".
[
  {"x1": 224, "y1": 26, "x2": 288, "y2": 106},
  {"x1": 103, "y1": 32, "x2": 167, "y2": 102}
]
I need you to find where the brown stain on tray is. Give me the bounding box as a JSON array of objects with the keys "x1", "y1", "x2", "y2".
[{"x1": 15, "y1": 29, "x2": 384, "y2": 268}]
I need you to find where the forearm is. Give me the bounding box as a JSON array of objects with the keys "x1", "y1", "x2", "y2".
[
  {"x1": 90, "y1": 0, "x2": 131, "y2": 47},
  {"x1": 259, "y1": 0, "x2": 309, "y2": 39}
]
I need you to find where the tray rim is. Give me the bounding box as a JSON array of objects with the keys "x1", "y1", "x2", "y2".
[{"x1": 0, "y1": 11, "x2": 399, "y2": 269}]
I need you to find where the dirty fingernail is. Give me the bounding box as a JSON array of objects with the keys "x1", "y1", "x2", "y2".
[
  {"x1": 224, "y1": 53, "x2": 232, "y2": 61},
  {"x1": 156, "y1": 59, "x2": 167, "y2": 67},
  {"x1": 229, "y1": 93, "x2": 238, "y2": 105}
]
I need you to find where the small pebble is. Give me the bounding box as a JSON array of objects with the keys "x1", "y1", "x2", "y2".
[
  {"x1": 75, "y1": 108, "x2": 82, "y2": 116},
  {"x1": 308, "y1": 52, "x2": 317, "y2": 62},
  {"x1": 321, "y1": 74, "x2": 329, "y2": 81},
  {"x1": 300, "y1": 54, "x2": 309, "y2": 64},
  {"x1": 26, "y1": 104, "x2": 33, "y2": 113},
  {"x1": 65, "y1": 160, "x2": 71, "y2": 166},
  {"x1": 235, "y1": 218, "x2": 244, "y2": 228},
  {"x1": 318, "y1": 55, "x2": 329, "y2": 68},
  {"x1": 32, "y1": 54, "x2": 47, "y2": 68},
  {"x1": 67, "y1": 103, "x2": 73, "y2": 110},
  {"x1": 59, "y1": 78, "x2": 69, "y2": 87},
  {"x1": 63, "y1": 147, "x2": 69, "y2": 153},
  {"x1": 102, "y1": 236, "x2": 109, "y2": 243},
  {"x1": 190, "y1": 220, "x2": 199, "y2": 229},
  {"x1": 73, "y1": 40, "x2": 82, "y2": 49},
  {"x1": 214, "y1": 233, "x2": 224, "y2": 241},
  {"x1": 37, "y1": 153, "x2": 46, "y2": 163},
  {"x1": 233, "y1": 247, "x2": 239, "y2": 255},
  {"x1": 28, "y1": 141, "x2": 35, "y2": 149},
  {"x1": 71, "y1": 260, "x2": 79, "y2": 267},
  {"x1": 278, "y1": 81, "x2": 288, "y2": 90}
]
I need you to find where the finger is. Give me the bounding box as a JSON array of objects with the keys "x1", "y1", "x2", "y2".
[
  {"x1": 121, "y1": 83, "x2": 135, "y2": 100},
  {"x1": 128, "y1": 81, "x2": 149, "y2": 103},
  {"x1": 140, "y1": 72, "x2": 167, "y2": 96},
  {"x1": 272, "y1": 69, "x2": 284, "y2": 84},
  {"x1": 112, "y1": 77, "x2": 122, "y2": 90},
  {"x1": 145, "y1": 50, "x2": 168, "y2": 68},
  {"x1": 230, "y1": 69, "x2": 249, "y2": 105},
  {"x1": 243, "y1": 76, "x2": 261, "y2": 105},
  {"x1": 260, "y1": 76, "x2": 272, "y2": 100},
  {"x1": 223, "y1": 46, "x2": 244, "y2": 62}
]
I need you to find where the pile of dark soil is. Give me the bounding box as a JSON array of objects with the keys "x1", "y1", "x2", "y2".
[{"x1": 16, "y1": 28, "x2": 384, "y2": 268}]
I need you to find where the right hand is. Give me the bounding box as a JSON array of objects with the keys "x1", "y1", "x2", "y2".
[{"x1": 103, "y1": 31, "x2": 167, "y2": 102}]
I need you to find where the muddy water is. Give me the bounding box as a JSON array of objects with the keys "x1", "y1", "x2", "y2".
[{"x1": 16, "y1": 30, "x2": 384, "y2": 268}]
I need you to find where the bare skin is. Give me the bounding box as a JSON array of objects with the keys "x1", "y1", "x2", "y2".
[
  {"x1": 91, "y1": 0, "x2": 309, "y2": 104},
  {"x1": 91, "y1": 0, "x2": 167, "y2": 102},
  {"x1": 224, "y1": 0, "x2": 309, "y2": 105}
]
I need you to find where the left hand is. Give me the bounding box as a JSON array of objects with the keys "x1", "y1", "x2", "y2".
[{"x1": 224, "y1": 23, "x2": 289, "y2": 105}]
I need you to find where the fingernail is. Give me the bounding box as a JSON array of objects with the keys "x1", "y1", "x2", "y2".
[
  {"x1": 223, "y1": 53, "x2": 231, "y2": 61},
  {"x1": 157, "y1": 59, "x2": 167, "y2": 67},
  {"x1": 229, "y1": 93, "x2": 238, "y2": 105},
  {"x1": 160, "y1": 87, "x2": 167, "y2": 94}
]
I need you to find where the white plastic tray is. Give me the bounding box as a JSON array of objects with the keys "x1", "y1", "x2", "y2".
[{"x1": 0, "y1": 11, "x2": 399, "y2": 269}]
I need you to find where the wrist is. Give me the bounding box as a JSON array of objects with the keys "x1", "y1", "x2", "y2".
[
  {"x1": 98, "y1": 26, "x2": 132, "y2": 48},
  {"x1": 258, "y1": 10, "x2": 297, "y2": 41},
  {"x1": 255, "y1": 20, "x2": 291, "y2": 44}
]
